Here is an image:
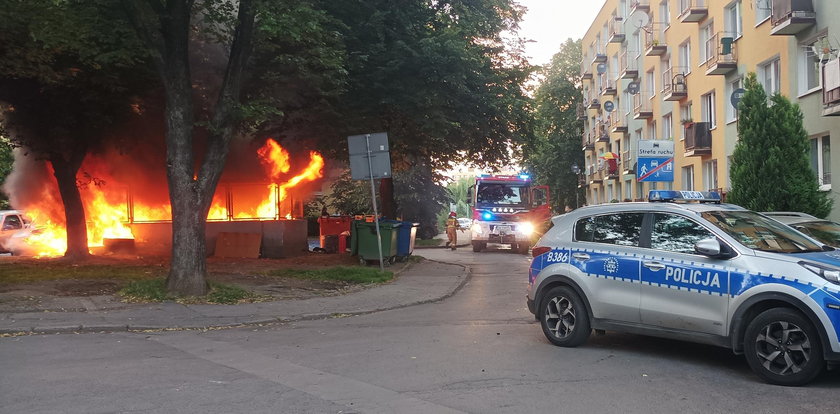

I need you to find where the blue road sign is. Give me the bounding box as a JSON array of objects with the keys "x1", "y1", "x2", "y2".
[{"x1": 637, "y1": 157, "x2": 674, "y2": 182}]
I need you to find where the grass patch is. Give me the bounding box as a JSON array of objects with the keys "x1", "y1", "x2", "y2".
[
  {"x1": 0, "y1": 262, "x2": 165, "y2": 285},
  {"x1": 266, "y1": 266, "x2": 393, "y2": 284},
  {"x1": 119, "y1": 279, "x2": 257, "y2": 304},
  {"x1": 414, "y1": 238, "x2": 443, "y2": 247}
]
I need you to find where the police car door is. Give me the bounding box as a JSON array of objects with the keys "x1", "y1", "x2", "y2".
[
  {"x1": 639, "y1": 212, "x2": 730, "y2": 336},
  {"x1": 571, "y1": 212, "x2": 644, "y2": 323}
]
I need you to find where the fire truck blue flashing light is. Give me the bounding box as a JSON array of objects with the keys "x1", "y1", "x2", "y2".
[{"x1": 519, "y1": 174, "x2": 530, "y2": 180}]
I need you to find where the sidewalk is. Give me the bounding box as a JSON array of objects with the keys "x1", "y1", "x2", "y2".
[{"x1": 0, "y1": 259, "x2": 469, "y2": 336}]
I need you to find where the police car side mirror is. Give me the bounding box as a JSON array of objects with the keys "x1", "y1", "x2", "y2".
[{"x1": 695, "y1": 238, "x2": 722, "y2": 257}]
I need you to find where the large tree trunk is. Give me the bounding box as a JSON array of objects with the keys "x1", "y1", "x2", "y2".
[
  {"x1": 379, "y1": 177, "x2": 395, "y2": 218},
  {"x1": 50, "y1": 154, "x2": 89, "y2": 260}
]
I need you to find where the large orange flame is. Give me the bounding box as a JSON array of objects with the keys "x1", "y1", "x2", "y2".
[{"x1": 19, "y1": 139, "x2": 323, "y2": 257}]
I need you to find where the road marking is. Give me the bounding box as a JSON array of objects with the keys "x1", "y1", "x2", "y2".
[{"x1": 145, "y1": 333, "x2": 466, "y2": 414}]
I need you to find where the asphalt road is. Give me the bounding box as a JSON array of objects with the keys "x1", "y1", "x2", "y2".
[{"x1": 2, "y1": 248, "x2": 839, "y2": 413}]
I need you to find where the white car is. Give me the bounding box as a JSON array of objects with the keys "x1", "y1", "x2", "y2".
[
  {"x1": 0, "y1": 210, "x2": 33, "y2": 255},
  {"x1": 528, "y1": 191, "x2": 840, "y2": 386},
  {"x1": 763, "y1": 211, "x2": 840, "y2": 248}
]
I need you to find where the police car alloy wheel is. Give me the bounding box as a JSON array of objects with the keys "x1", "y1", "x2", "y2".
[
  {"x1": 539, "y1": 286, "x2": 591, "y2": 347},
  {"x1": 743, "y1": 308, "x2": 824, "y2": 386}
]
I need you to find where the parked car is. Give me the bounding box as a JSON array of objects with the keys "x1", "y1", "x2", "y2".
[
  {"x1": 0, "y1": 210, "x2": 33, "y2": 255},
  {"x1": 763, "y1": 211, "x2": 840, "y2": 248},
  {"x1": 457, "y1": 217, "x2": 472, "y2": 229},
  {"x1": 528, "y1": 191, "x2": 840, "y2": 386}
]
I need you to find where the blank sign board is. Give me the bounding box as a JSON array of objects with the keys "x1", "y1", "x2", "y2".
[{"x1": 348, "y1": 132, "x2": 392, "y2": 180}]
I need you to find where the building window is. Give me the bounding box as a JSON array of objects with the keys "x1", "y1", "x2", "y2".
[
  {"x1": 620, "y1": 0, "x2": 627, "y2": 18},
  {"x1": 701, "y1": 91, "x2": 716, "y2": 129},
  {"x1": 755, "y1": 0, "x2": 771, "y2": 25},
  {"x1": 625, "y1": 91, "x2": 632, "y2": 115},
  {"x1": 810, "y1": 135, "x2": 832, "y2": 189},
  {"x1": 637, "y1": 181, "x2": 645, "y2": 199},
  {"x1": 660, "y1": 1, "x2": 671, "y2": 27},
  {"x1": 680, "y1": 102, "x2": 692, "y2": 140},
  {"x1": 679, "y1": 41, "x2": 691, "y2": 74},
  {"x1": 725, "y1": 1, "x2": 742, "y2": 38},
  {"x1": 726, "y1": 77, "x2": 742, "y2": 123},
  {"x1": 663, "y1": 113, "x2": 672, "y2": 140},
  {"x1": 650, "y1": 120, "x2": 658, "y2": 140},
  {"x1": 682, "y1": 165, "x2": 695, "y2": 190},
  {"x1": 799, "y1": 38, "x2": 823, "y2": 95},
  {"x1": 759, "y1": 57, "x2": 781, "y2": 96},
  {"x1": 703, "y1": 159, "x2": 718, "y2": 191},
  {"x1": 646, "y1": 69, "x2": 655, "y2": 97},
  {"x1": 624, "y1": 180, "x2": 632, "y2": 201},
  {"x1": 699, "y1": 22, "x2": 714, "y2": 64}
]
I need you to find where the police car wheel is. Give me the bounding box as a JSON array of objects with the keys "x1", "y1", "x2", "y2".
[
  {"x1": 539, "y1": 286, "x2": 591, "y2": 347},
  {"x1": 743, "y1": 308, "x2": 824, "y2": 386}
]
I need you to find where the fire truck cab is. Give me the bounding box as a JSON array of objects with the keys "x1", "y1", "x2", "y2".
[{"x1": 468, "y1": 174, "x2": 551, "y2": 254}]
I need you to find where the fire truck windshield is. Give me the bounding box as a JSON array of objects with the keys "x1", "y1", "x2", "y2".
[{"x1": 476, "y1": 183, "x2": 528, "y2": 206}]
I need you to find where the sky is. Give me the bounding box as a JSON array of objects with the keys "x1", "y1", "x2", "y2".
[{"x1": 515, "y1": 0, "x2": 605, "y2": 66}]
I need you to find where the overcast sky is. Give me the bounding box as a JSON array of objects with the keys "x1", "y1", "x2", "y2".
[{"x1": 516, "y1": 0, "x2": 604, "y2": 65}]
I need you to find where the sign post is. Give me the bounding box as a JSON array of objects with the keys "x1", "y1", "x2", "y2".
[{"x1": 348, "y1": 133, "x2": 392, "y2": 272}]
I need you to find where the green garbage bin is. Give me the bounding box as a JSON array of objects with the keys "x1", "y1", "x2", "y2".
[{"x1": 352, "y1": 220, "x2": 401, "y2": 265}]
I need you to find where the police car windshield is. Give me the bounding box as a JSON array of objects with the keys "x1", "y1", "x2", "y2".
[
  {"x1": 476, "y1": 184, "x2": 527, "y2": 206},
  {"x1": 701, "y1": 211, "x2": 823, "y2": 253}
]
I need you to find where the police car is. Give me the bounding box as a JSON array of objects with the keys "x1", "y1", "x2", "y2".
[{"x1": 527, "y1": 191, "x2": 840, "y2": 386}]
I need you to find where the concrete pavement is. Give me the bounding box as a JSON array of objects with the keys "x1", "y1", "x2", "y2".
[{"x1": 0, "y1": 258, "x2": 469, "y2": 336}]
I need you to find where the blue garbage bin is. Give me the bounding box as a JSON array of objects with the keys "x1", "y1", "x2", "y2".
[{"x1": 395, "y1": 222, "x2": 419, "y2": 260}]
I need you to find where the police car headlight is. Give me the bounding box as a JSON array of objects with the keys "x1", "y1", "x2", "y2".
[
  {"x1": 518, "y1": 222, "x2": 535, "y2": 236},
  {"x1": 800, "y1": 261, "x2": 840, "y2": 285}
]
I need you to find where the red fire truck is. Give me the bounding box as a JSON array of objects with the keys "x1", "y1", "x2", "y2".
[{"x1": 467, "y1": 174, "x2": 551, "y2": 254}]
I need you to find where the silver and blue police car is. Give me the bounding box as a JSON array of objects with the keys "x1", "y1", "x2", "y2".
[{"x1": 527, "y1": 191, "x2": 840, "y2": 386}]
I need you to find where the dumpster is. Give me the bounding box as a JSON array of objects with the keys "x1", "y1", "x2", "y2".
[
  {"x1": 352, "y1": 220, "x2": 400, "y2": 265},
  {"x1": 395, "y1": 222, "x2": 419, "y2": 260},
  {"x1": 318, "y1": 216, "x2": 352, "y2": 249}
]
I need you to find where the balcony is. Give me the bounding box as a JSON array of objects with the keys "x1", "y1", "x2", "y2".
[
  {"x1": 610, "y1": 113, "x2": 628, "y2": 134},
  {"x1": 600, "y1": 75, "x2": 617, "y2": 96},
  {"x1": 644, "y1": 25, "x2": 667, "y2": 56},
  {"x1": 823, "y1": 58, "x2": 840, "y2": 116},
  {"x1": 633, "y1": 92, "x2": 653, "y2": 119},
  {"x1": 678, "y1": 0, "x2": 708, "y2": 23},
  {"x1": 706, "y1": 32, "x2": 737, "y2": 75},
  {"x1": 608, "y1": 17, "x2": 625, "y2": 43},
  {"x1": 621, "y1": 153, "x2": 635, "y2": 175},
  {"x1": 630, "y1": 0, "x2": 650, "y2": 14},
  {"x1": 596, "y1": 124, "x2": 610, "y2": 143},
  {"x1": 605, "y1": 159, "x2": 620, "y2": 179},
  {"x1": 770, "y1": 0, "x2": 816, "y2": 36},
  {"x1": 662, "y1": 67, "x2": 688, "y2": 101},
  {"x1": 619, "y1": 50, "x2": 638, "y2": 79},
  {"x1": 587, "y1": 97, "x2": 601, "y2": 110},
  {"x1": 582, "y1": 130, "x2": 595, "y2": 150},
  {"x1": 576, "y1": 103, "x2": 586, "y2": 120},
  {"x1": 588, "y1": 164, "x2": 602, "y2": 185},
  {"x1": 684, "y1": 122, "x2": 712, "y2": 156},
  {"x1": 581, "y1": 60, "x2": 593, "y2": 80}
]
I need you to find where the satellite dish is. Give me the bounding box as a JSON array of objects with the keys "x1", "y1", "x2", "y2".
[
  {"x1": 730, "y1": 88, "x2": 746, "y2": 108},
  {"x1": 627, "y1": 81, "x2": 640, "y2": 95},
  {"x1": 634, "y1": 12, "x2": 650, "y2": 30},
  {"x1": 596, "y1": 63, "x2": 607, "y2": 74},
  {"x1": 604, "y1": 100, "x2": 615, "y2": 112}
]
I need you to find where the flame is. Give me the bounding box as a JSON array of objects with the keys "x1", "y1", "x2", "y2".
[{"x1": 17, "y1": 139, "x2": 323, "y2": 257}]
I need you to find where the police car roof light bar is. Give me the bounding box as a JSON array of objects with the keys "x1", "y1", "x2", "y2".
[{"x1": 648, "y1": 190, "x2": 722, "y2": 203}]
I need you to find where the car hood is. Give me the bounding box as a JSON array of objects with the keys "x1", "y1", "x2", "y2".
[{"x1": 794, "y1": 250, "x2": 840, "y2": 268}]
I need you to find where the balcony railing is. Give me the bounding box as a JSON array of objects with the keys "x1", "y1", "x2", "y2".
[
  {"x1": 608, "y1": 17, "x2": 625, "y2": 43},
  {"x1": 595, "y1": 123, "x2": 609, "y2": 142},
  {"x1": 600, "y1": 74, "x2": 618, "y2": 96},
  {"x1": 610, "y1": 113, "x2": 628, "y2": 133},
  {"x1": 581, "y1": 60, "x2": 593, "y2": 80},
  {"x1": 684, "y1": 121, "x2": 712, "y2": 156},
  {"x1": 619, "y1": 49, "x2": 638, "y2": 79},
  {"x1": 771, "y1": 0, "x2": 816, "y2": 36},
  {"x1": 576, "y1": 102, "x2": 586, "y2": 120},
  {"x1": 662, "y1": 67, "x2": 688, "y2": 101},
  {"x1": 706, "y1": 32, "x2": 737, "y2": 75},
  {"x1": 643, "y1": 25, "x2": 667, "y2": 56},
  {"x1": 621, "y1": 152, "x2": 634, "y2": 173},
  {"x1": 633, "y1": 92, "x2": 653, "y2": 119},
  {"x1": 630, "y1": 0, "x2": 650, "y2": 14},
  {"x1": 678, "y1": 0, "x2": 708, "y2": 23},
  {"x1": 582, "y1": 130, "x2": 595, "y2": 150},
  {"x1": 823, "y1": 58, "x2": 840, "y2": 116}
]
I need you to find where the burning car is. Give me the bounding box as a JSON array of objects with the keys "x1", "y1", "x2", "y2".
[{"x1": 0, "y1": 210, "x2": 36, "y2": 255}]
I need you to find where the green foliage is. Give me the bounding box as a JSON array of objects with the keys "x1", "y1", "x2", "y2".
[
  {"x1": 0, "y1": 136, "x2": 12, "y2": 209},
  {"x1": 522, "y1": 39, "x2": 585, "y2": 211},
  {"x1": 266, "y1": 266, "x2": 393, "y2": 284},
  {"x1": 728, "y1": 73, "x2": 832, "y2": 217},
  {"x1": 0, "y1": 262, "x2": 166, "y2": 285},
  {"x1": 326, "y1": 170, "x2": 374, "y2": 215},
  {"x1": 393, "y1": 159, "x2": 450, "y2": 239},
  {"x1": 119, "y1": 279, "x2": 257, "y2": 304}
]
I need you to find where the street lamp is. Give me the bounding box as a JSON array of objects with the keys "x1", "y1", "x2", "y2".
[{"x1": 571, "y1": 164, "x2": 581, "y2": 209}]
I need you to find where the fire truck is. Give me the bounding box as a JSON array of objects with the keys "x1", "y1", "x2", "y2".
[{"x1": 467, "y1": 174, "x2": 551, "y2": 254}]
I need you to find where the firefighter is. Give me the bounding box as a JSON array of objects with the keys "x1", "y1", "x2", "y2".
[{"x1": 445, "y1": 212, "x2": 461, "y2": 250}]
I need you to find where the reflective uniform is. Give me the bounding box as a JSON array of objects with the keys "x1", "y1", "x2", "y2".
[{"x1": 446, "y1": 217, "x2": 460, "y2": 249}]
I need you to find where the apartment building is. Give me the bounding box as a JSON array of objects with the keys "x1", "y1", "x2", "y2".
[{"x1": 579, "y1": 0, "x2": 840, "y2": 219}]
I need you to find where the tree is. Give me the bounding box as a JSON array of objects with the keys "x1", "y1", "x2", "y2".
[
  {"x1": 523, "y1": 39, "x2": 585, "y2": 211},
  {"x1": 0, "y1": 0, "x2": 152, "y2": 259},
  {"x1": 0, "y1": 136, "x2": 12, "y2": 209},
  {"x1": 728, "y1": 72, "x2": 832, "y2": 216}
]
